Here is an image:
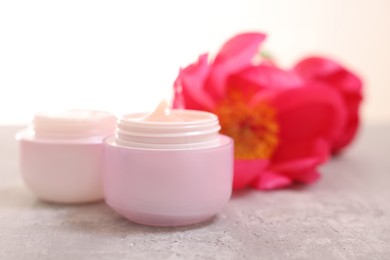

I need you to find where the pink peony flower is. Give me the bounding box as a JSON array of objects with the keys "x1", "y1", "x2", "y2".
[
  {"x1": 294, "y1": 57, "x2": 363, "y2": 154},
  {"x1": 173, "y1": 33, "x2": 359, "y2": 190}
]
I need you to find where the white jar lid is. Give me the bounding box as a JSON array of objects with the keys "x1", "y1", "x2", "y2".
[
  {"x1": 115, "y1": 101, "x2": 221, "y2": 150},
  {"x1": 32, "y1": 109, "x2": 116, "y2": 138}
]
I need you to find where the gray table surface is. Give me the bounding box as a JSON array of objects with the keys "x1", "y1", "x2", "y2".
[{"x1": 0, "y1": 125, "x2": 389, "y2": 260}]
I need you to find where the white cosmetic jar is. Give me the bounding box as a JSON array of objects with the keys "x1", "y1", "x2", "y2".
[
  {"x1": 104, "y1": 110, "x2": 234, "y2": 226},
  {"x1": 16, "y1": 110, "x2": 116, "y2": 203}
]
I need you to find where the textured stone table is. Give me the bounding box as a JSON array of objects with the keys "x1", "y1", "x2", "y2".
[{"x1": 0, "y1": 125, "x2": 389, "y2": 260}]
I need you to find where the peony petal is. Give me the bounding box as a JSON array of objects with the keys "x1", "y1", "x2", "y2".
[
  {"x1": 205, "y1": 33, "x2": 266, "y2": 101},
  {"x1": 173, "y1": 54, "x2": 216, "y2": 110},
  {"x1": 251, "y1": 85, "x2": 345, "y2": 187},
  {"x1": 294, "y1": 57, "x2": 362, "y2": 94},
  {"x1": 226, "y1": 64, "x2": 304, "y2": 102},
  {"x1": 270, "y1": 139, "x2": 329, "y2": 184},
  {"x1": 294, "y1": 57, "x2": 363, "y2": 153},
  {"x1": 265, "y1": 83, "x2": 347, "y2": 144},
  {"x1": 294, "y1": 170, "x2": 321, "y2": 184},
  {"x1": 233, "y1": 159, "x2": 269, "y2": 190},
  {"x1": 251, "y1": 171, "x2": 292, "y2": 190},
  {"x1": 252, "y1": 140, "x2": 325, "y2": 190}
]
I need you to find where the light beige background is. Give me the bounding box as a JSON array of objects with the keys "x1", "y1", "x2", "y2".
[{"x1": 0, "y1": 0, "x2": 389, "y2": 124}]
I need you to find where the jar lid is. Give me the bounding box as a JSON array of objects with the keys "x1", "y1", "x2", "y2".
[{"x1": 32, "y1": 109, "x2": 116, "y2": 138}]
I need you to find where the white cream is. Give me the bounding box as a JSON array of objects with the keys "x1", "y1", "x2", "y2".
[{"x1": 141, "y1": 100, "x2": 185, "y2": 122}]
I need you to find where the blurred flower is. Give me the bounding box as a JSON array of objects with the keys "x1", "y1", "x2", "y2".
[
  {"x1": 294, "y1": 57, "x2": 363, "y2": 154},
  {"x1": 173, "y1": 32, "x2": 361, "y2": 190}
]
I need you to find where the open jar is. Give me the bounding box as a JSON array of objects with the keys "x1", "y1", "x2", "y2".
[
  {"x1": 104, "y1": 101, "x2": 234, "y2": 226},
  {"x1": 16, "y1": 110, "x2": 116, "y2": 203}
]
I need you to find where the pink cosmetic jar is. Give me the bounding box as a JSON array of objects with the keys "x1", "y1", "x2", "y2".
[
  {"x1": 16, "y1": 110, "x2": 116, "y2": 203},
  {"x1": 104, "y1": 109, "x2": 234, "y2": 226}
]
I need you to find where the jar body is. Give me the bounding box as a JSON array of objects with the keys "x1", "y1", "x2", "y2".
[
  {"x1": 104, "y1": 135, "x2": 233, "y2": 226},
  {"x1": 18, "y1": 132, "x2": 105, "y2": 203}
]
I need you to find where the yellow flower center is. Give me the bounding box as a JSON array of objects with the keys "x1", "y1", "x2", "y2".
[{"x1": 215, "y1": 91, "x2": 279, "y2": 160}]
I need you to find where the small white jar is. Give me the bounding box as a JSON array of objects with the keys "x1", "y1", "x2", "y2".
[
  {"x1": 16, "y1": 110, "x2": 116, "y2": 203},
  {"x1": 104, "y1": 101, "x2": 234, "y2": 226}
]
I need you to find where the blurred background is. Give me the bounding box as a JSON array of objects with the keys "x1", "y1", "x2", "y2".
[{"x1": 0, "y1": 0, "x2": 389, "y2": 124}]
